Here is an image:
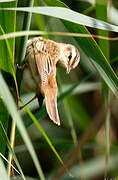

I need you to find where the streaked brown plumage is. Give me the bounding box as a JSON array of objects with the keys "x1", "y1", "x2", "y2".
[{"x1": 23, "y1": 37, "x2": 80, "y2": 125}]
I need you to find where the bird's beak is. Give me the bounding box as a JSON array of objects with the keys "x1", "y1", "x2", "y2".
[{"x1": 66, "y1": 66, "x2": 71, "y2": 74}]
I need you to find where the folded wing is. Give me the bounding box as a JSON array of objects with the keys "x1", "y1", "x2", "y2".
[{"x1": 34, "y1": 40, "x2": 60, "y2": 125}]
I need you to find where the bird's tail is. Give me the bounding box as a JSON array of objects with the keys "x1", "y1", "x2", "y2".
[{"x1": 43, "y1": 77, "x2": 60, "y2": 126}]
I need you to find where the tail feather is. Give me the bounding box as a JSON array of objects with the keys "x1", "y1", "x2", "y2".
[
  {"x1": 45, "y1": 95, "x2": 60, "y2": 126},
  {"x1": 44, "y1": 84, "x2": 60, "y2": 126}
]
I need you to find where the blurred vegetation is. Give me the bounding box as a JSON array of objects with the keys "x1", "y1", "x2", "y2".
[{"x1": 0, "y1": 0, "x2": 118, "y2": 180}]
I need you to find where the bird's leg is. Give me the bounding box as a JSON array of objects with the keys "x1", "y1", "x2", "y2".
[
  {"x1": 17, "y1": 94, "x2": 44, "y2": 110},
  {"x1": 17, "y1": 95, "x2": 37, "y2": 110}
]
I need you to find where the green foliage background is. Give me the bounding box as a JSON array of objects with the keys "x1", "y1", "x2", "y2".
[{"x1": 0, "y1": 0, "x2": 118, "y2": 179}]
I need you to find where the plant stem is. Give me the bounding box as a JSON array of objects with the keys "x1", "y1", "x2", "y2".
[
  {"x1": 17, "y1": 0, "x2": 34, "y2": 65},
  {"x1": 16, "y1": 0, "x2": 34, "y2": 93},
  {"x1": 96, "y1": 0, "x2": 110, "y2": 177}
]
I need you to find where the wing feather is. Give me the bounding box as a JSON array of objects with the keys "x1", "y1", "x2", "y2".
[{"x1": 34, "y1": 40, "x2": 60, "y2": 125}]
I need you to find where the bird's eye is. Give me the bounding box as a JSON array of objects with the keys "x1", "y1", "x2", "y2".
[{"x1": 68, "y1": 53, "x2": 72, "y2": 61}]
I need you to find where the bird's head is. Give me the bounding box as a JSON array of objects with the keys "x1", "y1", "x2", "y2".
[{"x1": 58, "y1": 44, "x2": 80, "y2": 73}]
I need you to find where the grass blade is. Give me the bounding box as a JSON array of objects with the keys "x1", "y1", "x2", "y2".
[
  {"x1": 1, "y1": 7, "x2": 118, "y2": 32},
  {"x1": 96, "y1": 0, "x2": 110, "y2": 177},
  {"x1": 24, "y1": 105, "x2": 64, "y2": 166},
  {"x1": 0, "y1": 0, "x2": 16, "y2": 73},
  {"x1": 17, "y1": 0, "x2": 34, "y2": 65},
  {"x1": 0, "y1": 99, "x2": 9, "y2": 155},
  {"x1": 0, "y1": 73, "x2": 45, "y2": 180}
]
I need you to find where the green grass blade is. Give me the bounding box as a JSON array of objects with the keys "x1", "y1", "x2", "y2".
[
  {"x1": 17, "y1": 0, "x2": 34, "y2": 65},
  {"x1": 0, "y1": 0, "x2": 16, "y2": 163},
  {"x1": 0, "y1": 99, "x2": 9, "y2": 155},
  {"x1": 24, "y1": 106, "x2": 64, "y2": 166},
  {"x1": 33, "y1": 1, "x2": 48, "y2": 39},
  {"x1": 0, "y1": 25, "x2": 14, "y2": 74},
  {"x1": 2, "y1": 7, "x2": 118, "y2": 32},
  {"x1": 0, "y1": 73, "x2": 45, "y2": 180},
  {"x1": 0, "y1": 0, "x2": 16, "y2": 67},
  {"x1": 0, "y1": 1, "x2": 19, "y2": 104},
  {"x1": 96, "y1": 0, "x2": 110, "y2": 176}
]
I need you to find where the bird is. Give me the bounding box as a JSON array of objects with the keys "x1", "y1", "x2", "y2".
[{"x1": 22, "y1": 37, "x2": 80, "y2": 126}]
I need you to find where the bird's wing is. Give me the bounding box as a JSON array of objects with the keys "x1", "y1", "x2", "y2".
[{"x1": 35, "y1": 45, "x2": 60, "y2": 126}]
